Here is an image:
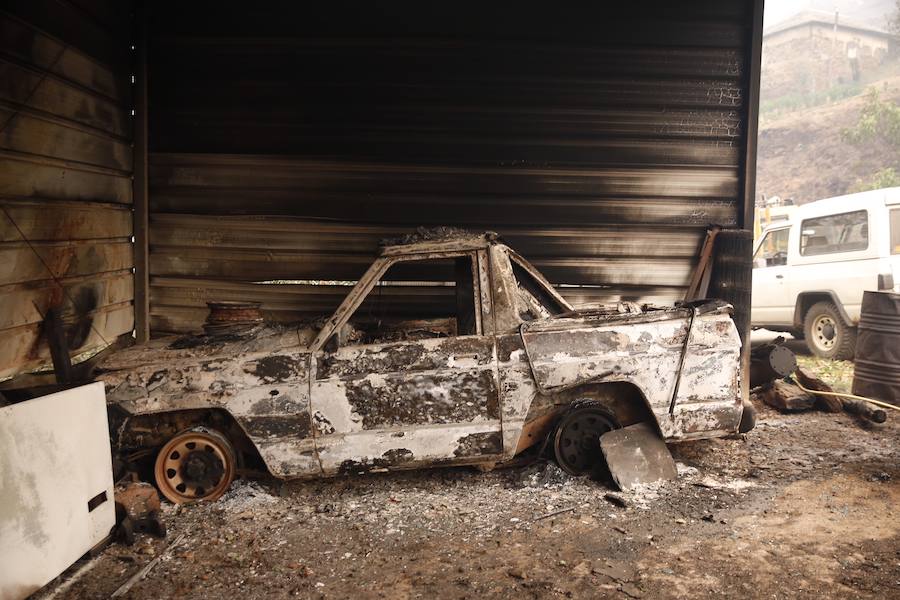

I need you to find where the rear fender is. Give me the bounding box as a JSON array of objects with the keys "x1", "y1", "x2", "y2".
[
  {"x1": 794, "y1": 291, "x2": 852, "y2": 328},
  {"x1": 520, "y1": 307, "x2": 742, "y2": 440}
]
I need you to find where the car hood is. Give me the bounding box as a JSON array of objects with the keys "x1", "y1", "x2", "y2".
[{"x1": 96, "y1": 324, "x2": 315, "y2": 375}]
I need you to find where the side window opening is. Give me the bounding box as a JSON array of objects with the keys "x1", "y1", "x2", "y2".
[
  {"x1": 753, "y1": 228, "x2": 789, "y2": 267},
  {"x1": 509, "y1": 257, "x2": 566, "y2": 321},
  {"x1": 342, "y1": 255, "x2": 479, "y2": 346},
  {"x1": 799, "y1": 210, "x2": 868, "y2": 256}
]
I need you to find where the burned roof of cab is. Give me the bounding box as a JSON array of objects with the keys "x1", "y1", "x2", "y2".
[{"x1": 379, "y1": 227, "x2": 501, "y2": 254}]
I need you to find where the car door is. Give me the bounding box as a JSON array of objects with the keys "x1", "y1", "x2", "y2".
[
  {"x1": 309, "y1": 252, "x2": 503, "y2": 475},
  {"x1": 751, "y1": 227, "x2": 792, "y2": 326}
]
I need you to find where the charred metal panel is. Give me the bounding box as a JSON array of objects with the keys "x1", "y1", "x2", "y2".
[
  {"x1": 144, "y1": 1, "x2": 760, "y2": 335},
  {"x1": 96, "y1": 326, "x2": 319, "y2": 478},
  {"x1": 337, "y1": 369, "x2": 500, "y2": 430},
  {"x1": 495, "y1": 333, "x2": 541, "y2": 459},
  {"x1": 453, "y1": 431, "x2": 503, "y2": 458},
  {"x1": 0, "y1": 3, "x2": 135, "y2": 378},
  {"x1": 239, "y1": 415, "x2": 312, "y2": 440},
  {"x1": 489, "y1": 245, "x2": 527, "y2": 334},
  {"x1": 316, "y1": 336, "x2": 493, "y2": 380},
  {"x1": 521, "y1": 307, "x2": 742, "y2": 441},
  {"x1": 311, "y1": 334, "x2": 503, "y2": 475},
  {"x1": 318, "y1": 424, "x2": 505, "y2": 476}
]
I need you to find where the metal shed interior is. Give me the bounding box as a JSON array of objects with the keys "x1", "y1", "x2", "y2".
[{"x1": 0, "y1": 0, "x2": 762, "y2": 381}]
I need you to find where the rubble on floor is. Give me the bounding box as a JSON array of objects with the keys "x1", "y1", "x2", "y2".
[{"x1": 39, "y1": 402, "x2": 900, "y2": 600}]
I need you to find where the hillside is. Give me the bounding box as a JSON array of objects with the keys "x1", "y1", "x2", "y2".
[{"x1": 756, "y1": 75, "x2": 900, "y2": 203}]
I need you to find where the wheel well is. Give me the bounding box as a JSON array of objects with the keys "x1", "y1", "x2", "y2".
[
  {"x1": 527, "y1": 381, "x2": 656, "y2": 430},
  {"x1": 115, "y1": 408, "x2": 266, "y2": 474},
  {"x1": 556, "y1": 381, "x2": 656, "y2": 427},
  {"x1": 513, "y1": 381, "x2": 659, "y2": 456},
  {"x1": 794, "y1": 292, "x2": 850, "y2": 329}
]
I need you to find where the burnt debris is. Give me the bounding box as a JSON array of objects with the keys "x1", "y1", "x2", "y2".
[
  {"x1": 204, "y1": 301, "x2": 265, "y2": 336},
  {"x1": 380, "y1": 226, "x2": 497, "y2": 247}
]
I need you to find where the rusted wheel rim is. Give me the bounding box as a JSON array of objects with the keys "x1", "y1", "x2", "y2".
[
  {"x1": 553, "y1": 407, "x2": 617, "y2": 475},
  {"x1": 811, "y1": 315, "x2": 837, "y2": 351},
  {"x1": 154, "y1": 429, "x2": 235, "y2": 504}
]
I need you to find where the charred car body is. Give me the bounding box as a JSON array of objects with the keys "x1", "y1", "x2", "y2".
[{"x1": 98, "y1": 231, "x2": 746, "y2": 503}]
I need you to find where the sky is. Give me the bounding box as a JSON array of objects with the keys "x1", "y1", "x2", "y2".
[{"x1": 763, "y1": 0, "x2": 896, "y2": 29}]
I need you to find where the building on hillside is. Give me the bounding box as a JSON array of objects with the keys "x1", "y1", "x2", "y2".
[{"x1": 762, "y1": 10, "x2": 899, "y2": 98}]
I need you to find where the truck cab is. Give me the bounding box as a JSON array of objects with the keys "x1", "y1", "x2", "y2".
[{"x1": 99, "y1": 230, "x2": 745, "y2": 503}]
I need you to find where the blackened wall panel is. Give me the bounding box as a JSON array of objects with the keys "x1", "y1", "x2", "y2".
[
  {"x1": 0, "y1": 4, "x2": 134, "y2": 378},
  {"x1": 147, "y1": 1, "x2": 757, "y2": 333}
]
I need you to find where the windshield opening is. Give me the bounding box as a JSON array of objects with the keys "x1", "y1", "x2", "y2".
[{"x1": 508, "y1": 255, "x2": 568, "y2": 320}]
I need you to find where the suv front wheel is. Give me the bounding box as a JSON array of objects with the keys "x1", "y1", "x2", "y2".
[{"x1": 803, "y1": 301, "x2": 856, "y2": 360}]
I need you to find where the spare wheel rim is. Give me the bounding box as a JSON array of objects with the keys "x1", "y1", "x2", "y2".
[{"x1": 154, "y1": 430, "x2": 235, "y2": 504}]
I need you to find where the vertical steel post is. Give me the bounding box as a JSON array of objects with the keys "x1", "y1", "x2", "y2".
[
  {"x1": 133, "y1": 1, "x2": 150, "y2": 342},
  {"x1": 739, "y1": 0, "x2": 765, "y2": 403}
]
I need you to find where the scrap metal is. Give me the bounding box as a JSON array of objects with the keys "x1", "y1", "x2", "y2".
[{"x1": 96, "y1": 231, "x2": 745, "y2": 492}]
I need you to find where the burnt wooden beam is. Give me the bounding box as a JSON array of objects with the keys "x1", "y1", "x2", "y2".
[
  {"x1": 758, "y1": 380, "x2": 815, "y2": 412},
  {"x1": 133, "y1": 1, "x2": 150, "y2": 342},
  {"x1": 44, "y1": 307, "x2": 72, "y2": 384}
]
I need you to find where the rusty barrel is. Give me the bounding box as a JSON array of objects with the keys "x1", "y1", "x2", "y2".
[{"x1": 852, "y1": 290, "x2": 900, "y2": 405}]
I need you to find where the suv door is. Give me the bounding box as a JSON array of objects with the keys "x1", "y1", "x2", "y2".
[
  {"x1": 310, "y1": 252, "x2": 502, "y2": 474},
  {"x1": 789, "y1": 209, "x2": 874, "y2": 323},
  {"x1": 751, "y1": 227, "x2": 792, "y2": 326}
]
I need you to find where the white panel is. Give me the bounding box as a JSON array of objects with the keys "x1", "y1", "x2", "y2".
[{"x1": 0, "y1": 382, "x2": 115, "y2": 600}]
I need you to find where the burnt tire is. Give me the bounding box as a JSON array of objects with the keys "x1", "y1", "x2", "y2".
[
  {"x1": 738, "y1": 399, "x2": 757, "y2": 434},
  {"x1": 803, "y1": 301, "x2": 856, "y2": 360},
  {"x1": 552, "y1": 404, "x2": 619, "y2": 476},
  {"x1": 154, "y1": 427, "x2": 236, "y2": 504}
]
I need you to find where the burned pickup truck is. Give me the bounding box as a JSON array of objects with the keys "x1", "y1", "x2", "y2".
[{"x1": 98, "y1": 231, "x2": 747, "y2": 503}]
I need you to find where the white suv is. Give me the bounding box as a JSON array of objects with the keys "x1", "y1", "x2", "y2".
[{"x1": 751, "y1": 187, "x2": 900, "y2": 359}]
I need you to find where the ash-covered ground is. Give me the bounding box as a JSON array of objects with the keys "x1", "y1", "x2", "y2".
[{"x1": 41, "y1": 398, "x2": 899, "y2": 600}]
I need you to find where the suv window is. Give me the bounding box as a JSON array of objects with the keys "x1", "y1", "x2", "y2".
[
  {"x1": 891, "y1": 209, "x2": 900, "y2": 255},
  {"x1": 799, "y1": 210, "x2": 868, "y2": 256},
  {"x1": 754, "y1": 228, "x2": 789, "y2": 267}
]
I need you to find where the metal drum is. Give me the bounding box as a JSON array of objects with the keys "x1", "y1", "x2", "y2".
[{"x1": 852, "y1": 291, "x2": 900, "y2": 404}]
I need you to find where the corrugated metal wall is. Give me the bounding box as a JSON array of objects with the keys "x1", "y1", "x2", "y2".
[
  {"x1": 0, "y1": 1, "x2": 134, "y2": 378},
  {"x1": 147, "y1": 2, "x2": 757, "y2": 334}
]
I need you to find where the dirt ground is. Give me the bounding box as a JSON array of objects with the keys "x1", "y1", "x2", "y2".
[{"x1": 39, "y1": 368, "x2": 899, "y2": 600}]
